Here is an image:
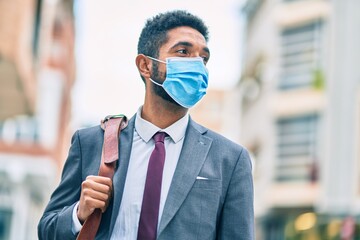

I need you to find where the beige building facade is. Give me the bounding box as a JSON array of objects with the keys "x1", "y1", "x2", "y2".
[{"x1": 0, "y1": 0, "x2": 75, "y2": 239}]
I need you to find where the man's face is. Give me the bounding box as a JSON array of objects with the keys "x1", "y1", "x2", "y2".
[{"x1": 150, "y1": 26, "x2": 210, "y2": 105}]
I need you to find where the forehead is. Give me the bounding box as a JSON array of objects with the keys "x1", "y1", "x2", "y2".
[{"x1": 161, "y1": 26, "x2": 207, "y2": 50}]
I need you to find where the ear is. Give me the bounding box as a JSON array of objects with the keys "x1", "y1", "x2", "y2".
[{"x1": 136, "y1": 54, "x2": 152, "y2": 80}]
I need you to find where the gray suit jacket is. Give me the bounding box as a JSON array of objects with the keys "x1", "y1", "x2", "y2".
[{"x1": 38, "y1": 115, "x2": 254, "y2": 240}]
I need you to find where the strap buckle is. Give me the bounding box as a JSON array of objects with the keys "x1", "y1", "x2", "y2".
[
  {"x1": 101, "y1": 114, "x2": 128, "y2": 130},
  {"x1": 103, "y1": 114, "x2": 126, "y2": 123}
]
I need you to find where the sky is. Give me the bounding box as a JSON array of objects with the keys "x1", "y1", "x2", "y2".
[{"x1": 72, "y1": 0, "x2": 245, "y2": 127}]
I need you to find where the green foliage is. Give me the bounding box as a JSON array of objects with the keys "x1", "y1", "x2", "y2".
[{"x1": 312, "y1": 69, "x2": 325, "y2": 90}]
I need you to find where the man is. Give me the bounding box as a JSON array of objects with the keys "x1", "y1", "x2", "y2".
[{"x1": 38, "y1": 10, "x2": 254, "y2": 240}]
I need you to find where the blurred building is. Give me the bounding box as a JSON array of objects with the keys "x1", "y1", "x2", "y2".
[
  {"x1": 0, "y1": 0, "x2": 75, "y2": 239},
  {"x1": 240, "y1": 0, "x2": 360, "y2": 239},
  {"x1": 190, "y1": 89, "x2": 242, "y2": 143}
]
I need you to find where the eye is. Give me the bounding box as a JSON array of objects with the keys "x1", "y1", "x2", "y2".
[
  {"x1": 176, "y1": 49, "x2": 188, "y2": 55},
  {"x1": 201, "y1": 56, "x2": 209, "y2": 64}
]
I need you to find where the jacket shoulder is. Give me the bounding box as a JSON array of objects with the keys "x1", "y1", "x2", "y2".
[
  {"x1": 77, "y1": 125, "x2": 103, "y2": 139},
  {"x1": 190, "y1": 119, "x2": 244, "y2": 152}
]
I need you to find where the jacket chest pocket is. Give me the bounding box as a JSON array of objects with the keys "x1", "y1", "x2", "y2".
[
  {"x1": 175, "y1": 179, "x2": 222, "y2": 239},
  {"x1": 192, "y1": 179, "x2": 222, "y2": 189}
]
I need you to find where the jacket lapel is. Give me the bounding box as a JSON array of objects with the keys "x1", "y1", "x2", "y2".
[
  {"x1": 108, "y1": 115, "x2": 135, "y2": 236},
  {"x1": 158, "y1": 119, "x2": 212, "y2": 236}
]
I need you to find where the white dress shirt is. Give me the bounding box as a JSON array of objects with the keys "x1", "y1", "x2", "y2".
[{"x1": 72, "y1": 107, "x2": 188, "y2": 239}]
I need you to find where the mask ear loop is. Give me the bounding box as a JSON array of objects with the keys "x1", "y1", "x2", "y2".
[
  {"x1": 147, "y1": 56, "x2": 166, "y2": 86},
  {"x1": 149, "y1": 78, "x2": 163, "y2": 86},
  {"x1": 146, "y1": 56, "x2": 166, "y2": 64}
]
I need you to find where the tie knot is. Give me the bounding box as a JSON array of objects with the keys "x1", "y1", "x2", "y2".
[{"x1": 153, "y1": 132, "x2": 166, "y2": 143}]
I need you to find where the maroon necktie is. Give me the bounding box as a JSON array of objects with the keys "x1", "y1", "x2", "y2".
[{"x1": 137, "y1": 132, "x2": 167, "y2": 240}]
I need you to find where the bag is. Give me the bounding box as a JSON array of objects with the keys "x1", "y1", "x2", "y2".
[{"x1": 76, "y1": 114, "x2": 127, "y2": 240}]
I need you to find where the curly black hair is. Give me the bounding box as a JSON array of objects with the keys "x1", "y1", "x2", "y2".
[{"x1": 137, "y1": 10, "x2": 209, "y2": 59}]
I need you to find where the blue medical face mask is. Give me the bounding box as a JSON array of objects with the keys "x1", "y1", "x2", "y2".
[{"x1": 147, "y1": 56, "x2": 209, "y2": 108}]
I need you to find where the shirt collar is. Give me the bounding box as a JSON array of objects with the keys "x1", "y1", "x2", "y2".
[{"x1": 135, "y1": 106, "x2": 189, "y2": 143}]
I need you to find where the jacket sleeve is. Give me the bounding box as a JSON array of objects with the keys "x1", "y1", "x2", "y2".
[
  {"x1": 217, "y1": 148, "x2": 255, "y2": 240},
  {"x1": 38, "y1": 131, "x2": 83, "y2": 240}
]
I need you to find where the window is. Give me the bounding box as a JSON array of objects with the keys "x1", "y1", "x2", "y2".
[
  {"x1": 276, "y1": 114, "x2": 318, "y2": 182},
  {"x1": 0, "y1": 116, "x2": 38, "y2": 143},
  {"x1": 32, "y1": 0, "x2": 42, "y2": 57},
  {"x1": 0, "y1": 209, "x2": 11, "y2": 240},
  {"x1": 279, "y1": 21, "x2": 322, "y2": 89}
]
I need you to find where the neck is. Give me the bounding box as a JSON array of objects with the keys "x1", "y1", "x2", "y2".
[{"x1": 142, "y1": 97, "x2": 188, "y2": 129}]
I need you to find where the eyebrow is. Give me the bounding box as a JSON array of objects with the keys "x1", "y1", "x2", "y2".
[{"x1": 170, "y1": 41, "x2": 210, "y2": 55}]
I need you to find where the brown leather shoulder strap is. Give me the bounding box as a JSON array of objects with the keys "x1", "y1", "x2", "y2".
[{"x1": 77, "y1": 115, "x2": 127, "y2": 240}]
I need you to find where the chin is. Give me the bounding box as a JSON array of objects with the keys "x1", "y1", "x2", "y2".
[{"x1": 153, "y1": 85, "x2": 177, "y2": 105}]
